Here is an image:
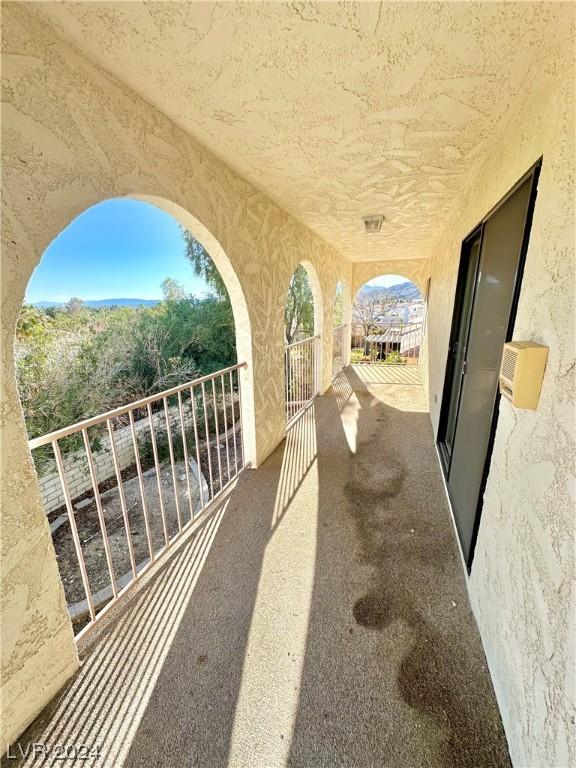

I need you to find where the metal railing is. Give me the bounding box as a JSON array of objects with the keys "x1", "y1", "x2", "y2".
[
  {"x1": 332, "y1": 323, "x2": 345, "y2": 378},
  {"x1": 353, "y1": 322, "x2": 422, "y2": 365},
  {"x1": 29, "y1": 362, "x2": 247, "y2": 638},
  {"x1": 284, "y1": 335, "x2": 319, "y2": 424}
]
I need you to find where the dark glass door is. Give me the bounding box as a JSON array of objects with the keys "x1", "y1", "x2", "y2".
[
  {"x1": 438, "y1": 231, "x2": 482, "y2": 469},
  {"x1": 438, "y1": 163, "x2": 540, "y2": 568}
]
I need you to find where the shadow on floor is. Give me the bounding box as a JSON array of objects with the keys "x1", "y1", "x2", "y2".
[
  {"x1": 351, "y1": 363, "x2": 422, "y2": 385},
  {"x1": 5, "y1": 367, "x2": 510, "y2": 768},
  {"x1": 287, "y1": 366, "x2": 509, "y2": 768}
]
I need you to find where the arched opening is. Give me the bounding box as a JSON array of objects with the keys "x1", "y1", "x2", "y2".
[
  {"x1": 352, "y1": 274, "x2": 424, "y2": 369},
  {"x1": 283, "y1": 262, "x2": 322, "y2": 422},
  {"x1": 16, "y1": 196, "x2": 254, "y2": 635}
]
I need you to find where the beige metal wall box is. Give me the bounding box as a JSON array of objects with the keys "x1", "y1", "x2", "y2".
[{"x1": 499, "y1": 341, "x2": 549, "y2": 409}]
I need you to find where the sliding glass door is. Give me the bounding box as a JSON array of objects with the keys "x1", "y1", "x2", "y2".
[{"x1": 438, "y1": 163, "x2": 541, "y2": 568}]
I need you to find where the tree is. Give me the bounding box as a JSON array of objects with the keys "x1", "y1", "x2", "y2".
[
  {"x1": 285, "y1": 265, "x2": 314, "y2": 344},
  {"x1": 161, "y1": 277, "x2": 187, "y2": 302},
  {"x1": 65, "y1": 297, "x2": 84, "y2": 315},
  {"x1": 15, "y1": 294, "x2": 238, "y2": 446},
  {"x1": 352, "y1": 296, "x2": 386, "y2": 338},
  {"x1": 16, "y1": 305, "x2": 51, "y2": 341},
  {"x1": 182, "y1": 229, "x2": 227, "y2": 300}
]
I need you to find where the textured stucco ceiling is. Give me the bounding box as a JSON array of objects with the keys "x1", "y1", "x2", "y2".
[{"x1": 28, "y1": 1, "x2": 565, "y2": 262}]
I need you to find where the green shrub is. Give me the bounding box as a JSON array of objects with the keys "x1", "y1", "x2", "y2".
[{"x1": 383, "y1": 351, "x2": 406, "y2": 365}]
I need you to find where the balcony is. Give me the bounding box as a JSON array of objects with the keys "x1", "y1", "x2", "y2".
[
  {"x1": 2, "y1": 4, "x2": 573, "y2": 766},
  {"x1": 9, "y1": 366, "x2": 509, "y2": 767}
]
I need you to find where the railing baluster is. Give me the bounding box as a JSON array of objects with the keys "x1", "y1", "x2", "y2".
[
  {"x1": 147, "y1": 403, "x2": 169, "y2": 546},
  {"x1": 306, "y1": 342, "x2": 310, "y2": 400},
  {"x1": 229, "y1": 369, "x2": 238, "y2": 473},
  {"x1": 190, "y1": 385, "x2": 205, "y2": 513},
  {"x1": 237, "y1": 368, "x2": 245, "y2": 469},
  {"x1": 52, "y1": 440, "x2": 96, "y2": 622},
  {"x1": 302, "y1": 343, "x2": 306, "y2": 404},
  {"x1": 129, "y1": 410, "x2": 155, "y2": 563},
  {"x1": 163, "y1": 396, "x2": 182, "y2": 533},
  {"x1": 284, "y1": 349, "x2": 292, "y2": 421},
  {"x1": 303, "y1": 343, "x2": 307, "y2": 403},
  {"x1": 288, "y1": 349, "x2": 293, "y2": 421},
  {"x1": 212, "y1": 378, "x2": 224, "y2": 491},
  {"x1": 311, "y1": 338, "x2": 315, "y2": 396},
  {"x1": 294, "y1": 348, "x2": 298, "y2": 419},
  {"x1": 221, "y1": 374, "x2": 231, "y2": 484},
  {"x1": 201, "y1": 381, "x2": 214, "y2": 497},
  {"x1": 106, "y1": 419, "x2": 137, "y2": 580},
  {"x1": 304, "y1": 343, "x2": 308, "y2": 402},
  {"x1": 82, "y1": 428, "x2": 117, "y2": 598},
  {"x1": 177, "y1": 391, "x2": 195, "y2": 523},
  {"x1": 311, "y1": 338, "x2": 315, "y2": 397},
  {"x1": 294, "y1": 347, "x2": 299, "y2": 415}
]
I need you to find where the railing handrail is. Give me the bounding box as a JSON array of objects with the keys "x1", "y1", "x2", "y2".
[
  {"x1": 28, "y1": 362, "x2": 247, "y2": 450},
  {"x1": 332, "y1": 323, "x2": 346, "y2": 331},
  {"x1": 284, "y1": 334, "x2": 320, "y2": 350}
]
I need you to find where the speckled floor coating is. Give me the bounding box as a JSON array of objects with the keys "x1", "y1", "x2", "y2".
[{"x1": 6, "y1": 367, "x2": 510, "y2": 768}]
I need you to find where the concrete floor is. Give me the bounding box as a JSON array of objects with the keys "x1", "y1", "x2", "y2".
[
  {"x1": 351, "y1": 362, "x2": 423, "y2": 385},
  {"x1": 6, "y1": 367, "x2": 510, "y2": 768}
]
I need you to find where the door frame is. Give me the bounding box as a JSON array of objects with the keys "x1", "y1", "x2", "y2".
[
  {"x1": 437, "y1": 224, "x2": 483, "y2": 477},
  {"x1": 437, "y1": 158, "x2": 542, "y2": 571}
]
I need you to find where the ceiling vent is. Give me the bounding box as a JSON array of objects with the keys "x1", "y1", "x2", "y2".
[{"x1": 362, "y1": 215, "x2": 384, "y2": 234}]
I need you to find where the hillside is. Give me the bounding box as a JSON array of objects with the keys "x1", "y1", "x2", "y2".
[
  {"x1": 358, "y1": 281, "x2": 421, "y2": 301},
  {"x1": 33, "y1": 298, "x2": 160, "y2": 309}
]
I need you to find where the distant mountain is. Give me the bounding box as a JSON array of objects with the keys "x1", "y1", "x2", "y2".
[
  {"x1": 32, "y1": 298, "x2": 160, "y2": 309},
  {"x1": 358, "y1": 281, "x2": 422, "y2": 301}
]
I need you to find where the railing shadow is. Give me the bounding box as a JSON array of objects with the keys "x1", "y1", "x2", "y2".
[{"x1": 6, "y1": 367, "x2": 509, "y2": 768}]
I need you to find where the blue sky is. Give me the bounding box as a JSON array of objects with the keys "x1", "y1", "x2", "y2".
[
  {"x1": 26, "y1": 197, "x2": 409, "y2": 303},
  {"x1": 366, "y1": 274, "x2": 409, "y2": 287},
  {"x1": 25, "y1": 199, "x2": 211, "y2": 303}
]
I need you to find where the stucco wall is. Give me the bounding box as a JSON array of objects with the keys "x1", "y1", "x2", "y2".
[
  {"x1": 425, "y1": 26, "x2": 575, "y2": 768},
  {"x1": 2, "y1": 2, "x2": 574, "y2": 762},
  {"x1": 1, "y1": 5, "x2": 351, "y2": 746}
]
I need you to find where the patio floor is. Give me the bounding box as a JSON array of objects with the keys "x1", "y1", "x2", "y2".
[
  {"x1": 351, "y1": 363, "x2": 423, "y2": 385},
  {"x1": 6, "y1": 366, "x2": 509, "y2": 768}
]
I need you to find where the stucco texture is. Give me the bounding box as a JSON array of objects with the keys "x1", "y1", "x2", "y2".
[
  {"x1": 1, "y1": 0, "x2": 575, "y2": 764},
  {"x1": 25, "y1": 1, "x2": 569, "y2": 264},
  {"x1": 425, "y1": 23, "x2": 575, "y2": 768},
  {"x1": 1, "y1": 4, "x2": 350, "y2": 746}
]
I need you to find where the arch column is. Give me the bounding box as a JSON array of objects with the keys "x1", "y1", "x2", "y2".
[
  {"x1": 1, "y1": 234, "x2": 79, "y2": 747},
  {"x1": 341, "y1": 281, "x2": 353, "y2": 367}
]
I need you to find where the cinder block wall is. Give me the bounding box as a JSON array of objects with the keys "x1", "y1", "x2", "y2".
[{"x1": 35, "y1": 405, "x2": 191, "y2": 514}]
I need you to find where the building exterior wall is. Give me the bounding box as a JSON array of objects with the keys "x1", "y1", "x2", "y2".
[
  {"x1": 1, "y1": 5, "x2": 351, "y2": 746},
  {"x1": 1, "y1": 3, "x2": 574, "y2": 763},
  {"x1": 425, "y1": 29, "x2": 575, "y2": 768}
]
